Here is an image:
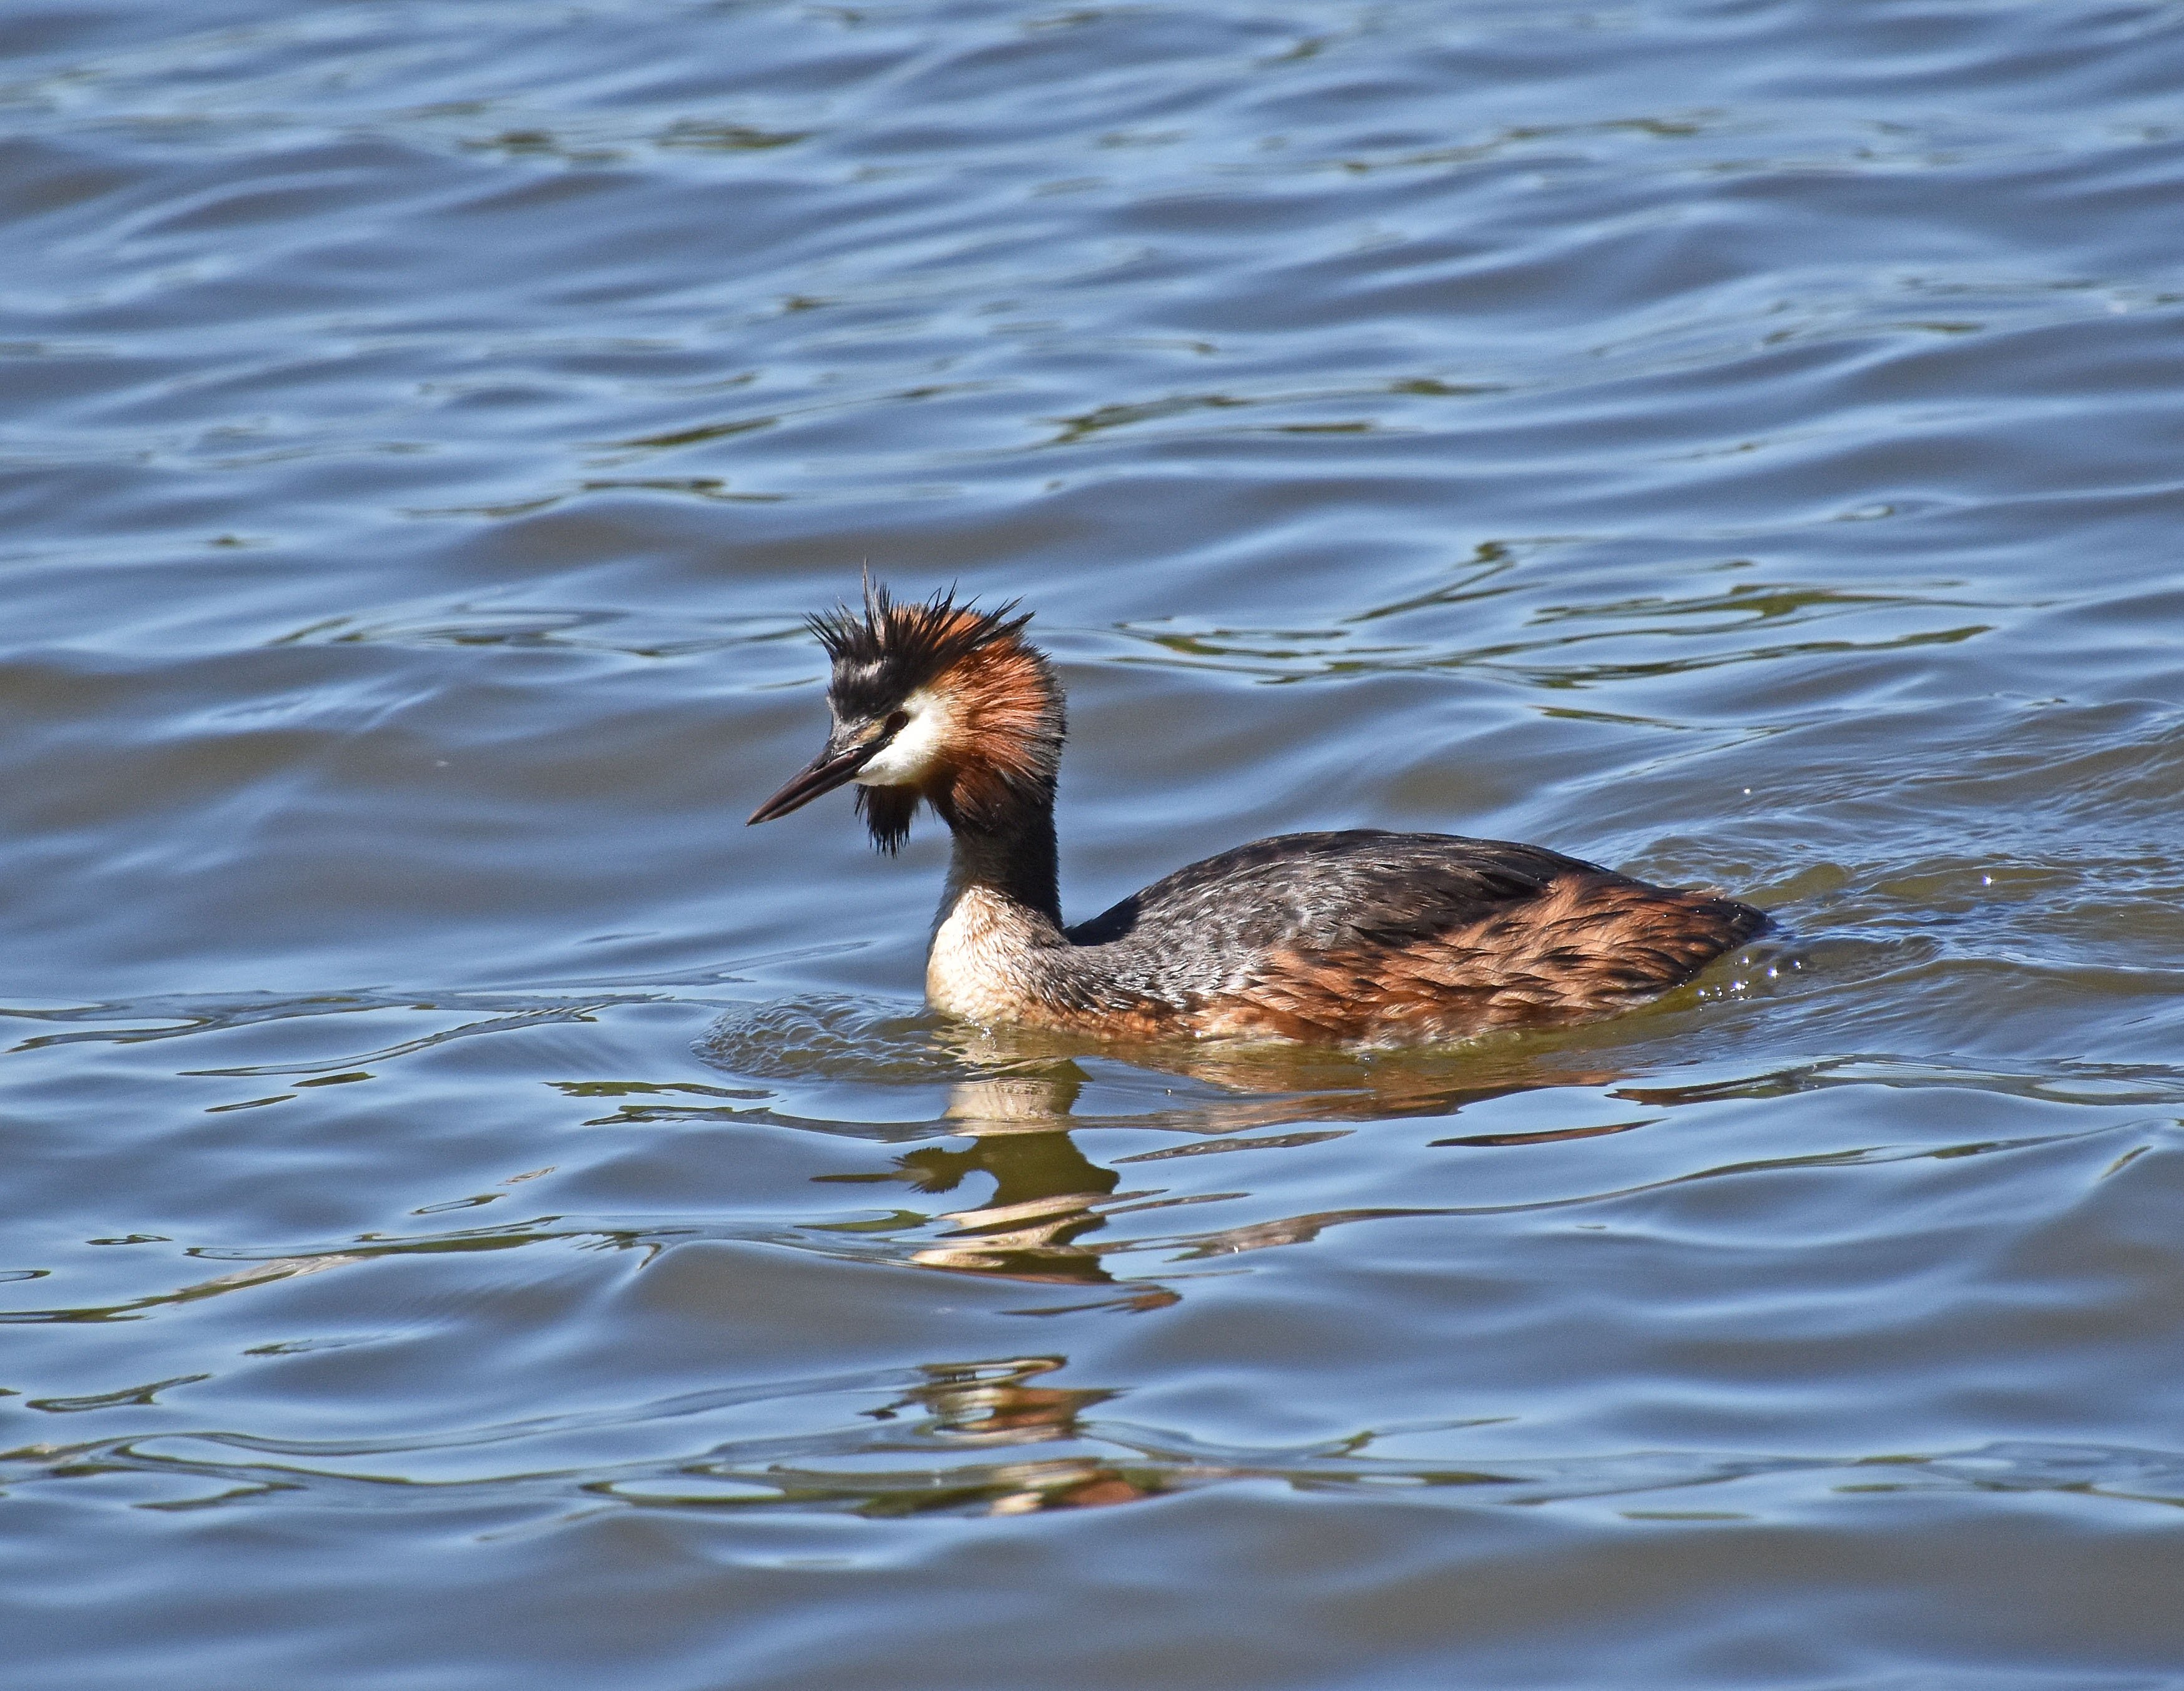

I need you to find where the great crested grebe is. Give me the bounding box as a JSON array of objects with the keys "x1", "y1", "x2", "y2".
[{"x1": 749, "y1": 582, "x2": 1767, "y2": 1044}]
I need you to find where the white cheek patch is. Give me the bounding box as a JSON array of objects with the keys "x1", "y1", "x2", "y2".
[{"x1": 853, "y1": 689, "x2": 951, "y2": 786}]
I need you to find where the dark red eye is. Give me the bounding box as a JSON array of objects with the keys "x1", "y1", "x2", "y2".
[{"x1": 883, "y1": 710, "x2": 909, "y2": 736}]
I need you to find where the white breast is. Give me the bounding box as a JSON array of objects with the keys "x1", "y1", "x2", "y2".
[{"x1": 926, "y1": 885, "x2": 1041, "y2": 1023}]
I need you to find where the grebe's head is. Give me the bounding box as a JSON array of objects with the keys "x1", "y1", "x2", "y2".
[{"x1": 747, "y1": 579, "x2": 1064, "y2": 850}]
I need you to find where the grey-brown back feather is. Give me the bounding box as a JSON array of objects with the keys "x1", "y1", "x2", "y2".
[{"x1": 1058, "y1": 830, "x2": 1765, "y2": 1017}]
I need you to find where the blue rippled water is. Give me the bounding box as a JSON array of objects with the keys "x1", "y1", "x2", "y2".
[{"x1": 6, "y1": 2, "x2": 2184, "y2": 1686}]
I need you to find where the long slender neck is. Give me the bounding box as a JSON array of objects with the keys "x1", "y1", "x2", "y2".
[{"x1": 932, "y1": 778, "x2": 1063, "y2": 933}]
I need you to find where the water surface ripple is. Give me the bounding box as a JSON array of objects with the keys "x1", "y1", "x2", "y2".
[{"x1": 5, "y1": 2, "x2": 2184, "y2": 1686}]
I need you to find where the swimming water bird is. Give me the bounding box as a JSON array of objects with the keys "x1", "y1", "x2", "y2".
[{"x1": 749, "y1": 584, "x2": 1767, "y2": 1045}]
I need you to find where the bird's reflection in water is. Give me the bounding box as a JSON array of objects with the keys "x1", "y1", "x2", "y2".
[
  {"x1": 818, "y1": 1029, "x2": 1633, "y2": 1304},
  {"x1": 690, "y1": 1021, "x2": 1672, "y2": 1517},
  {"x1": 903, "y1": 1073, "x2": 1124, "y2": 1285},
  {"x1": 869, "y1": 1355, "x2": 1165, "y2": 1513}
]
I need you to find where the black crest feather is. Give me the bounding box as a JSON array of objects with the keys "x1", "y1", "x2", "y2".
[{"x1": 809, "y1": 577, "x2": 1032, "y2": 718}]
